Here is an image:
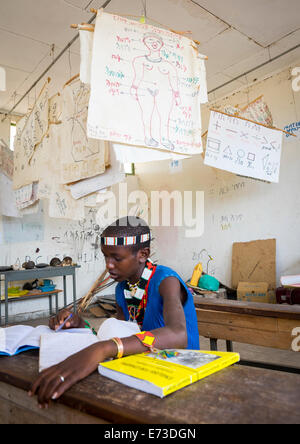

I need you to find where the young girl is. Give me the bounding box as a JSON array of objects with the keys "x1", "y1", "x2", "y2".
[{"x1": 29, "y1": 217, "x2": 199, "y2": 408}]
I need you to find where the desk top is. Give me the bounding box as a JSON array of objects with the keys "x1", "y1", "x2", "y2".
[{"x1": 0, "y1": 351, "x2": 299, "y2": 424}]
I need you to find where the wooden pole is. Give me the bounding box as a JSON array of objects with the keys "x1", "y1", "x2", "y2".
[{"x1": 210, "y1": 108, "x2": 296, "y2": 137}]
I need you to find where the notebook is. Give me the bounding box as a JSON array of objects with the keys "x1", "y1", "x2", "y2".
[
  {"x1": 38, "y1": 319, "x2": 140, "y2": 372},
  {"x1": 39, "y1": 332, "x2": 100, "y2": 372},
  {"x1": 98, "y1": 349, "x2": 240, "y2": 398},
  {"x1": 0, "y1": 325, "x2": 93, "y2": 357}
]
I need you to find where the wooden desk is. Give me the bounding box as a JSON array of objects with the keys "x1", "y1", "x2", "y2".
[
  {"x1": 195, "y1": 297, "x2": 300, "y2": 351},
  {"x1": 0, "y1": 351, "x2": 300, "y2": 424}
]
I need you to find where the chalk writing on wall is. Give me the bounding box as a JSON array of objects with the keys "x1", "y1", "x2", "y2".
[{"x1": 204, "y1": 111, "x2": 283, "y2": 183}]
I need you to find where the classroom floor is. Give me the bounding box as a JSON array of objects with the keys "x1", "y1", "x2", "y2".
[{"x1": 9, "y1": 309, "x2": 300, "y2": 369}]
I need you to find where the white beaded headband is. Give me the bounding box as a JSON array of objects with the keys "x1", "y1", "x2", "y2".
[{"x1": 101, "y1": 233, "x2": 151, "y2": 246}]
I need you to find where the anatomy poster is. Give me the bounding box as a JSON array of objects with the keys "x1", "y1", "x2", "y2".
[
  {"x1": 204, "y1": 111, "x2": 283, "y2": 183},
  {"x1": 61, "y1": 78, "x2": 107, "y2": 184},
  {"x1": 87, "y1": 11, "x2": 207, "y2": 155}
]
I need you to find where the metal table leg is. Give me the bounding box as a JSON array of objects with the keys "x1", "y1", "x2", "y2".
[
  {"x1": 72, "y1": 271, "x2": 77, "y2": 313},
  {"x1": 5, "y1": 277, "x2": 8, "y2": 326},
  {"x1": 63, "y1": 275, "x2": 67, "y2": 307},
  {"x1": 49, "y1": 294, "x2": 53, "y2": 316},
  {"x1": 55, "y1": 292, "x2": 58, "y2": 314}
]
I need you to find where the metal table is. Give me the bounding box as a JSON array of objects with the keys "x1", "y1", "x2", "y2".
[{"x1": 0, "y1": 266, "x2": 80, "y2": 326}]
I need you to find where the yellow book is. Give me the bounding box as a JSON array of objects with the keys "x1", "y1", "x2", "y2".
[{"x1": 98, "y1": 349, "x2": 240, "y2": 398}]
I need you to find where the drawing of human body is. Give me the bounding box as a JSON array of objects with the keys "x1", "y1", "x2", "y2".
[
  {"x1": 68, "y1": 84, "x2": 99, "y2": 162},
  {"x1": 130, "y1": 33, "x2": 181, "y2": 150}
]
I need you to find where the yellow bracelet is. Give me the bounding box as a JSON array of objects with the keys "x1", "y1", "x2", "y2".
[{"x1": 111, "y1": 337, "x2": 124, "y2": 359}]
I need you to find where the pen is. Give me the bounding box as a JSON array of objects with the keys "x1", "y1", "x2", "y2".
[{"x1": 55, "y1": 313, "x2": 73, "y2": 332}]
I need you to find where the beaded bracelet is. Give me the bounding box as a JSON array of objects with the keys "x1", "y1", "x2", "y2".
[{"x1": 135, "y1": 331, "x2": 157, "y2": 352}]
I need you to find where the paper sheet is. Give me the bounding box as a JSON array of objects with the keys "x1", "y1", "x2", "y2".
[
  {"x1": 20, "y1": 81, "x2": 49, "y2": 162},
  {"x1": 204, "y1": 111, "x2": 283, "y2": 183},
  {"x1": 39, "y1": 332, "x2": 99, "y2": 372},
  {"x1": 15, "y1": 182, "x2": 39, "y2": 210},
  {"x1": 13, "y1": 91, "x2": 60, "y2": 190},
  {"x1": 60, "y1": 78, "x2": 107, "y2": 184},
  {"x1": 79, "y1": 29, "x2": 94, "y2": 84},
  {"x1": 97, "y1": 318, "x2": 140, "y2": 342},
  {"x1": 68, "y1": 145, "x2": 125, "y2": 200},
  {"x1": 0, "y1": 138, "x2": 14, "y2": 179},
  {"x1": 87, "y1": 11, "x2": 207, "y2": 155},
  {"x1": 0, "y1": 172, "x2": 20, "y2": 217},
  {"x1": 49, "y1": 92, "x2": 62, "y2": 124}
]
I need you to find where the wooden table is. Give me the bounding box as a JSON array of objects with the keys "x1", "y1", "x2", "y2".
[
  {"x1": 195, "y1": 297, "x2": 300, "y2": 350},
  {"x1": 0, "y1": 351, "x2": 300, "y2": 424}
]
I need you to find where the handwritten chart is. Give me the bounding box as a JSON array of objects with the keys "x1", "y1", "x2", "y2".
[
  {"x1": 13, "y1": 82, "x2": 50, "y2": 190},
  {"x1": 61, "y1": 78, "x2": 107, "y2": 184},
  {"x1": 204, "y1": 111, "x2": 283, "y2": 183},
  {"x1": 87, "y1": 11, "x2": 207, "y2": 155},
  {"x1": 20, "y1": 81, "x2": 49, "y2": 162}
]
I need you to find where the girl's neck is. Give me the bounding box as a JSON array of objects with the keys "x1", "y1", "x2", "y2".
[{"x1": 128, "y1": 263, "x2": 146, "y2": 285}]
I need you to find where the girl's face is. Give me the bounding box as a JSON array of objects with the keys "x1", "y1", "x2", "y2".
[
  {"x1": 101, "y1": 245, "x2": 149, "y2": 282},
  {"x1": 143, "y1": 36, "x2": 163, "y2": 52}
]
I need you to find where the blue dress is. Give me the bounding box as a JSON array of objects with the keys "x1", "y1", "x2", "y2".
[{"x1": 116, "y1": 265, "x2": 200, "y2": 350}]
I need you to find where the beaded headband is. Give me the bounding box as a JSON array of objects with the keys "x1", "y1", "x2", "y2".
[{"x1": 101, "y1": 233, "x2": 151, "y2": 246}]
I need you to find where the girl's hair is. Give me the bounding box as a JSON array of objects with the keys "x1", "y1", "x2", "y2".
[{"x1": 101, "y1": 216, "x2": 151, "y2": 253}]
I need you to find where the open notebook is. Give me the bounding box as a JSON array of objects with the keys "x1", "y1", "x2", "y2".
[
  {"x1": 39, "y1": 332, "x2": 99, "y2": 372},
  {"x1": 38, "y1": 318, "x2": 140, "y2": 372},
  {"x1": 0, "y1": 325, "x2": 94, "y2": 357}
]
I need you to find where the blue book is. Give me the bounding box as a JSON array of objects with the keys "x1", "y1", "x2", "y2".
[{"x1": 0, "y1": 325, "x2": 93, "y2": 357}]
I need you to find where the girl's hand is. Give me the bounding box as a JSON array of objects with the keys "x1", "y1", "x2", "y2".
[
  {"x1": 49, "y1": 309, "x2": 85, "y2": 331},
  {"x1": 29, "y1": 342, "x2": 109, "y2": 408}
]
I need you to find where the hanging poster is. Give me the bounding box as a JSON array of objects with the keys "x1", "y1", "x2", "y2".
[
  {"x1": 13, "y1": 98, "x2": 61, "y2": 190},
  {"x1": 87, "y1": 10, "x2": 207, "y2": 155},
  {"x1": 239, "y1": 96, "x2": 273, "y2": 127},
  {"x1": 204, "y1": 111, "x2": 283, "y2": 183},
  {"x1": 79, "y1": 28, "x2": 94, "y2": 84},
  {"x1": 49, "y1": 92, "x2": 62, "y2": 124},
  {"x1": 61, "y1": 78, "x2": 107, "y2": 184},
  {"x1": 0, "y1": 173, "x2": 20, "y2": 217},
  {"x1": 0, "y1": 138, "x2": 14, "y2": 179},
  {"x1": 20, "y1": 80, "x2": 49, "y2": 162}
]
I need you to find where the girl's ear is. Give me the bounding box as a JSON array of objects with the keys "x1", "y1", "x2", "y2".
[{"x1": 137, "y1": 247, "x2": 150, "y2": 264}]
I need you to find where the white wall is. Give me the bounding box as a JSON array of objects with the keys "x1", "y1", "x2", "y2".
[
  {"x1": 135, "y1": 63, "x2": 300, "y2": 287},
  {"x1": 0, "y1": 174, "x2": 140, "y2": 322}
]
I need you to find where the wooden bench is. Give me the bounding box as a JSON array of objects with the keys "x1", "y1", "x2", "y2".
[{"x1": 194, "y1": 297, "x2": 300, "y2": 372}]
